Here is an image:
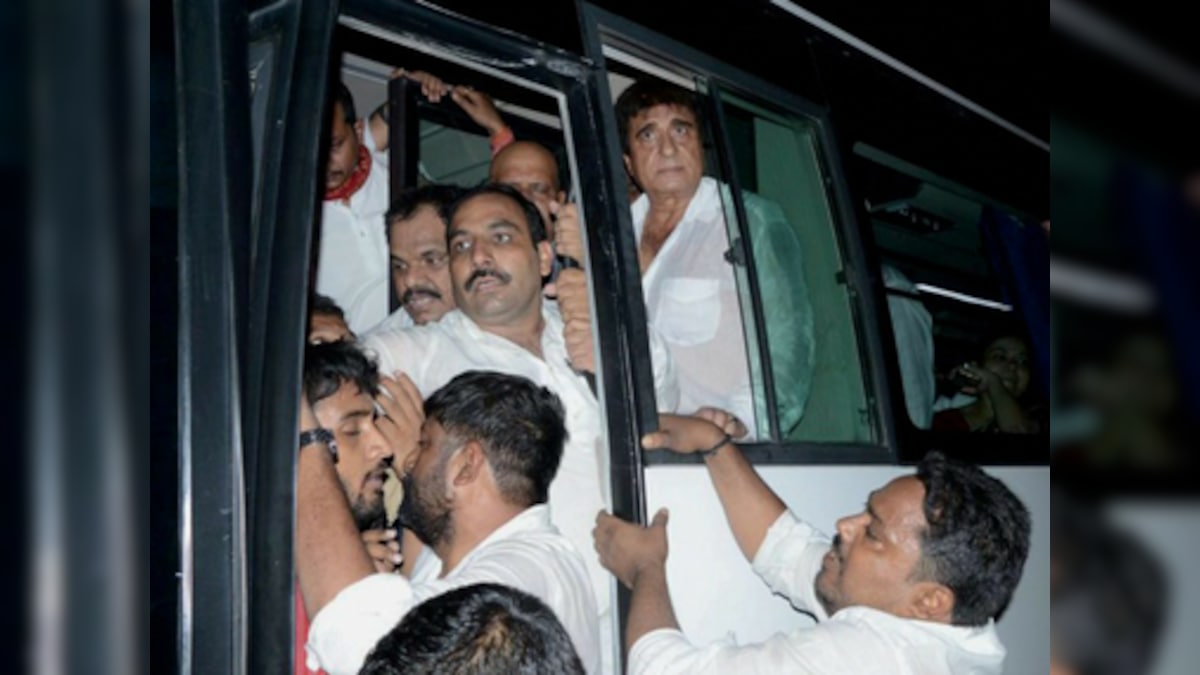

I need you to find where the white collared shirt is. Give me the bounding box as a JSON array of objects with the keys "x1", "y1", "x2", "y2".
[
  {"x1": 363, "y1": 304, "x2": 679, "y2": 671},
  {"x1": 629, "y1": 511, "x2": 1006, "y2": 674},
  {"x1": 306, "y1": 505, "x2": 600, "y2": 674},
  {"x1": 631, "y1": 177, "x2": 813, "y2": 439},
  {"x1": 315, "y1": 159, "x2": 390, "y2": 335}
]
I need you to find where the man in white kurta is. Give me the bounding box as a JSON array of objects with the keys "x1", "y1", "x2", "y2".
[
  {"x1": 594, "y1": 413, "x2": 1030, "y2": 675},
  {"x1": 307, "y1": 504, "x2": 600, "y2": 674},
  {"x1": 617, "y1": 79, "x2": 813, "y2": 439},
  {"x1": 316, "y1": 83, "x2": 391, "y2": 334},
  {"x1": 363, "y1": 184, "x2": 679, "y2": 672},
  {"x1": 297, "y1": 370, "x2": 600, "y2": 674}
]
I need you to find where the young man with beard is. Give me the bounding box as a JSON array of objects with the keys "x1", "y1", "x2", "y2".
[
  {"x1": 296, "y1": 370, "x2": 600, "y2": 675},
  {"x1": 361, "y1": 183, "x2": 680, "y2": 673},
  {"x1": 293, "y1": 341, "x2": 414, "y2": 675},
  {"x1": 593, "y1": 412, "x2": 1031, "y2": 674}
]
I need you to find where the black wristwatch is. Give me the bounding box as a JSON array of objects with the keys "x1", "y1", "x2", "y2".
[{"x1": 299, "y1": 428, "x2": 338, "y2": 463}]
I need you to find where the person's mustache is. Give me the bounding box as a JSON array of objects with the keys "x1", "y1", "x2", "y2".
[
  {"x1": 465, "y1": 268, "x2": 510, "y2": 291},
  {"x1": 401, "y1": 286, "x2": 443, "y2": 305}
]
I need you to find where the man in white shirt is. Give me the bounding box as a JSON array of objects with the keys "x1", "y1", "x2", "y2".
[
  {"x1": 362, "y1": 183, "x2": 679, "y2": 672},
  {"x1": 594, "y1": 412, "x2": 1031, "y2": 674},
  {"x1": 315, "y1": 82, "x2": 392, "y2": 334},
  {"x1": 614, "y1": 79, "x2": 814, "y2": 438},
  {"x1": 297, "y1": 370, "x2": 601, "y2": 674},
  {"x1": 373, "y1": 184, "x2": 464, "y2": 331}
]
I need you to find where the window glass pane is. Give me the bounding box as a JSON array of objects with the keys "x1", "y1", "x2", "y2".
[
  {"x1": 713, "y1": 90, "x2": 873, "y2": 443},
  {"x1": 853, "y1": 149, "x2": 1046, "y2": 440}
]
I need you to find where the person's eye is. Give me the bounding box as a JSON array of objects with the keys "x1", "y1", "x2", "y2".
[
  {"x1": 391, "y1": 261, "x2": 408, "y2": 272},
  {"x1": 450, "y1": 239, "x2": 470, "y2": 253},
  {"x1": 494, "y1": 233, "x2": 512, "y2": 244},
  {"x1": 672, "y1": 124, "x2": 690, "y2": 138},
  {"x1": 638, "y1": 128, "x2": 656, "y2": 144}
]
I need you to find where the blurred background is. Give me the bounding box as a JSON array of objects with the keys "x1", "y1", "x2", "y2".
[{"x1": 1051, "y1": 1, "x2": 1200, "y2": 673}]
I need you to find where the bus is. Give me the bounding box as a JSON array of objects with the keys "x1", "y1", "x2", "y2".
[{"x1": 153, "y1": 0, "x2": 1048, "y2": 672}]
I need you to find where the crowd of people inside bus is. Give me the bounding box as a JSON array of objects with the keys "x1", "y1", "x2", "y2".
[{"x1": 292, "y1": 68, "x2": 1034, "y2": 674}]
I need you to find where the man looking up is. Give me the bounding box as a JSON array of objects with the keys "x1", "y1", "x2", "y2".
[
  {"x1": 612, "y1": 79, "x2": 815, "y2": 438},
  {"x1": 594, "y1": 412, "x2": 1031, "y2": 674}
]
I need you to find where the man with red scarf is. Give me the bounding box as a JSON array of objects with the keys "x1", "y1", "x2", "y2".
[{"x1": 315, "y1": 82, "x2": 392, "y2": 334}]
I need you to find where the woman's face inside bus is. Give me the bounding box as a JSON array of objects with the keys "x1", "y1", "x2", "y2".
[
  {"x1": 982, "y1": 336, "x2": 1031, "y2": 398},
  {"x1": 623, "y1": 103, "x2": 704, "y2": 201}
]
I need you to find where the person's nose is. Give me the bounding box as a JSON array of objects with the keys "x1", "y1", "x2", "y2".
[
  {"x1": 366, "y1": 423, "x2": 393, "y2": 463},
  {"x1": 660, "y1": 132, "x2": 677, "y2": 157},
  {"x1": 835, "y1": 513, "x2": 866, "y2": 545},
  {"x1": 471, "y1": 240, "x2": 494, "y2": 268}
]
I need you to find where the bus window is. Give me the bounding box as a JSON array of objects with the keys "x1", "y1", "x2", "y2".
[
  {"x1": 709, "y1": 89, "x2": 872, "y2": 444},
  {"x1": 853, "y1": 148, "x2": 1047, "y2": 443},
  {"x1": 600, "y1": 50, "x2": 875, "y2": 446}
]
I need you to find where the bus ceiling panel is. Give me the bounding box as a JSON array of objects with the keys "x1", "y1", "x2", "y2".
[
  {"x1": 391, "y1": 0, "x2": 586, "y2": 56},
  {"x1": 337, "y1": 1, "x2": 591, "y2": 95},
  {"x1": 586, "y1": 0, "x2": 828, "y2": 109},
  {"x1": 810, "y1": 40, "x2": 1048, "y2": 220}
]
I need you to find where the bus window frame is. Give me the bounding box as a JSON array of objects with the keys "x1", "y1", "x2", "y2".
[
  {"x1": 581, "y1": 2, "x2": 900, "y2": 465},
  {"x1": 337, "y1": 2, "x2": 666, "y2": 670}
]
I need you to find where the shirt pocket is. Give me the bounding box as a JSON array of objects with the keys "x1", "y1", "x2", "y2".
[{"x1": 656, "y1": 277, "x2": 721, "y2": 346}]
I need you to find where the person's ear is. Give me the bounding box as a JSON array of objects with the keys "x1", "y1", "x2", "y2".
[
  {"x1": 449, "y1": 440, "x2": 485, "y2": 487},
  {"x1": 537, "y1": 240, "x2": 554, "y2": 277},
  {"x1": 909, "y1": 581, "x2": 955, "y2": 623},
  {"x1": 353, "y1": 117, "x2": 364, "y2": 139},
  {"x1": 623, "y1": 154, "x2": 633, "y2": 177},
  {"x1": 555, "y1": 190, "x2": 566, "y2": 205}
]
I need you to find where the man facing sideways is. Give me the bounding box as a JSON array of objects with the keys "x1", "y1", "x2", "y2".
[
  {"x1": 293, "y1": 341, "x2": 424, "y2": 674},
  {"x1": 376, "y1": 184, "x2": 463, "y2": 330},
  {"x1": 298, "y1": 370, "x2": 601, "y2": 674},
  {"x1": 362, "y1": 183, "x2": 679, "y2": 672},
  {"x1": 614, "y1": 79, "x2": 815, "y2": 438},
  {"x1": 594, "y1": 412, "x2": 1030, "y2": 674}
]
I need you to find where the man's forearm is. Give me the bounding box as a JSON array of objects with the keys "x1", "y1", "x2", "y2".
[
  {"x1": 626, "y1": 564, "x2": 680, "y2": 654},
  {"x1": 705, "y1": 442, "x2": 787, "y2": 561},
  {"x1": 296, "y1": 445, "x2": 375, "y2": 617}
]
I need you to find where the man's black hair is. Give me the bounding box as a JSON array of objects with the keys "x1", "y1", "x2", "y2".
[
  {"x1": 333, "y1": 81, "x2": 356, "y2": 125},
  {"x1": 302, "y1": 341, "x2": 378, "y2": 406},
  {"x1": 441, "y1": 182, "x2": 548, "y2": 246},
  {"x1": 423, "y1": 371, "x2": 567, "y2": 507},
  {"x1": 385, "y1": 184, "x2": 465, "y2": 240},
  {"x1": 310, "y1": 293, "x2": 346, "y2": 321},
  {"x1": 614, "y1": 78, "x2": 704, "y2": 154},
  {"x1": 360, "y1": 583, "x2": 585, "y2": 675},
  {"x1": 913, "y1": 452, "x2": 1031, "y2": 626}
]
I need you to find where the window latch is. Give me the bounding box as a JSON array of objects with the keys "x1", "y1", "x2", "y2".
[{"x1": 723, "y1": 238, "x2": 746, "y2": 266}]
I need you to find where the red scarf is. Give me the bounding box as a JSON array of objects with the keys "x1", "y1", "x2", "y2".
[{"x1": 324, "y1": 145, "x2": 372, "y2": 203}]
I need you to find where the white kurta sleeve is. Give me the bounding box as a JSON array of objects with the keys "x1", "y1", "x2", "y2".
[
  {"x1": 750, "y1": 510, "x2": 832, "y2": 617},
  {"x1": 305, "y1": 573, "x2": 416, "y2": 675}
]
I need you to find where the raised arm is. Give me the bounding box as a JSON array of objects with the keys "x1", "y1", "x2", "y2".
[
  {"x1": 594, "y1": 508, "x2": 679, "y2": 652},
  {"x1": 295, "y1": 398, "x2": 375, "y2": 618},
  {"x1": 643, "y1": 412, "x2": 786, "y2": 561}
]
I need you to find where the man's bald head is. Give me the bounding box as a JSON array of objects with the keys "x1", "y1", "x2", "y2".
[{"x1": 490, "y1": 141, "x2": 565, "y2": 235}]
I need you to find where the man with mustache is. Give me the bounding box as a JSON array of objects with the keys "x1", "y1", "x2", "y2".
[
  {"x1": 361, "y1": 183, "x2": 679, "y2": 673},
  {"x1": 296, "y1": 370, "x2": 601, "y2": 674},
  {"x1": 593, "y1": 412, "x2": 1031, "y2": 674},
  {"x1": 374, "y1": 184, "x2": 464, "y2": 329}
]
